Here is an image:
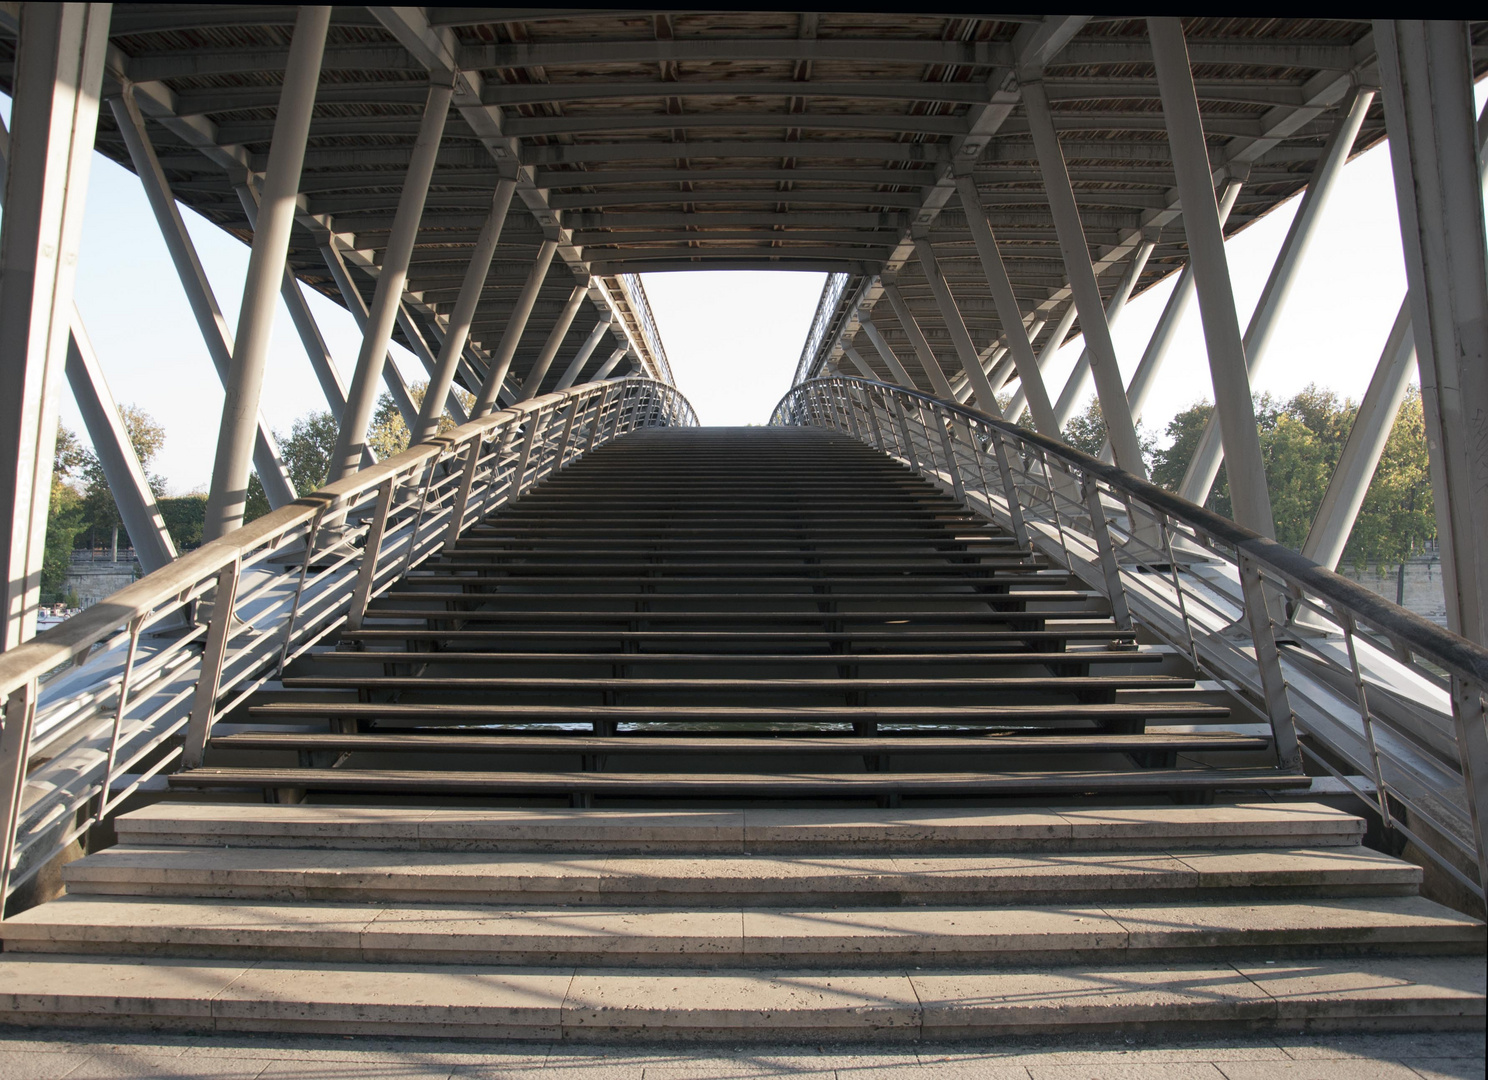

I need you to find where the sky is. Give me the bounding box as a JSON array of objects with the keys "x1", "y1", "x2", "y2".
[{"x1": 9, "y1": 84, "x2": 1483, "y2": 494}]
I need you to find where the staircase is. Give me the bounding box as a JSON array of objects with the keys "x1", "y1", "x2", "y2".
[{"x1": 0, "y1": 427, "x2": 1481, "y2": 1038}]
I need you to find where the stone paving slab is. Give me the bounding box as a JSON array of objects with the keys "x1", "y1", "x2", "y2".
[{"x1": 1, "y1": 1028, "x2": 1483, "y2": 1079}]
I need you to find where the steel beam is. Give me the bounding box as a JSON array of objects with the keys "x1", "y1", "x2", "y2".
[
  {"x1": 1051, "y1": 240, "x2": 1155, "y2": 429},
  {"x1": 1375, "y1": 20, "x2": 1488, "y2": 644},
  {"x1": 592, "y1": 347, "x2": 628, "y2": 381},
  {"x1": 1180, "y1": 88, "x2": 1374, "y2": 504},
  {"x1": 519, "y1": 285, "x2": 589, "y2": 401},
  {"x1": 1022, "y1": 79, "x2": 1147, "y2": 478},
  {"x1": 840, "y1": 345, "x2": 879, "y2": 381},
  {"x1": 554, "y1": 317, "x2": 616, "y2": 392},
  {"x1": 411, "y1": 179, "x2": 515, "y2": 444},
  {"x1": 882, "y1": 284, "x2": 958, "y2": 401},
  {"x1": 473, "y1": 240, "x2": 559, "y2": 416},
  {"x1": 1007, "y1": 302, "x2": 1079, "y2": 424},
  {"x1": 327, "y1": 79, "x2": 454, "y2": 483},
  {"x1": 954, "y1": 174, "x2": 1057, "y2": 433},
  {"x1": 0, "y1": 3, "x2": 110, "y2": 647},
  {"x1": 319, "y1": 238, "x2": 420, "y2": 432},
  {"x1": 1150, "y1": 18, "x2": 1275, "y2": 536},
  {"x1": 202, "y1": 6, "x2": 328, "y2": 542},
  {"x1": 64, "y1": 310, "x2": 178, "y2": 573},
  {"x1": 858, "y1": 319, "x2": 919, "y2": 391},
  {"x1": 912, "y1": 237, "x2": 1002, "y2": 416}
]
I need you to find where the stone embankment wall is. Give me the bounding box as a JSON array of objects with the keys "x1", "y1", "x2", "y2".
[
  {"x1": 62, "y1": 560, "x2": 140, "y2": 609},
  {"x1": 1337, "y1": 554, "x2": 1447, "y2": 626}
]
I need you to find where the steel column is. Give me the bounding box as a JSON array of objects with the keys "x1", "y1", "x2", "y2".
[
  {"x1": 318, "y1": 239, "x2": 419, "y2": 432},
  {"x1": 912, "y1": 236, "x2": 1002, "y2": 416},
  {"x1": 1149, "y1": 18, "x2": 1276, "y2": 537},
  {"x1": 555, "y1": 317, "x2": 616, "y2": 392},
  {"x1": 882, "y1": 283, "x2": 958, "y2": 401},
  {"x1": 1021, "y1": 79, "x2": 1147, "y2": 479},
  {"x1": 1376, "y1": 19, "x2": 1488, "y2": 644},
  {"x1": 857, "y1": 319, "x2": 919, "y2": 391},
  {"x1": 65, "y1": 310, "x2": 178, "y2": 573},
  {"x1": 0, "y1": 2, "x2": 110, "y2": 648},
  {"x1": 1181, "y1": 89, "x2": 1374, "y2": 504},
  {"x1": 326, "y1": 79, "x2": 454, "y2": 483},
  {"x1": 1007, "y1": 302, "x2": 1079, "y2": 423},
  {"x1": 519, "y1": 285, "x2": 589, "y2": 401},
  {"x1": 1123, "y1": 180, "x2": 1244, "y2": 436},
  {"x1": 592, "y1": 347, "x2": 629, "y2": 381},
  {"x1": 201, "y1": 6, "x2": 329, "y2": 542},
  {"x1": 411, "y1": 179, "x2": 516, "y2": 444},
  {"x1": 110, "y1": 96, "x2": 297, "y2": 508},
  {"x1": 1301, "y1": 299, "x2": 1416, "y2": 570},
  {"x1": 1051, "y1": 240, "x2": 1154, "y2": 429},
  {"x1": 474, "y1": 239, "x2": 559, "y2": 416},
  {"x1": 956, "y1": 175, "x2": 1058, "y2": 433}
]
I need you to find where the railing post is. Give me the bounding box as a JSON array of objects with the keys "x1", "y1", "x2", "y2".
[
  {"x1": 932, "y1": 406, "x2": 968, "y2": 504},
  {"x1": 512, "y1": 409, "x2": 546, "y2": 497},
  {"x1": 1237, "y1": 552, "x2": 1302, "y2": 770},
  {"x1": 345, "y1": 477, "x2": 397, "y2": 632},
  {"x1": 892, "y1": 395, "x2": 920, "y2": 474},
  {"x1": 987, "y1": 430, "x2": 1030, "y2": 548},
  {"x1": 585, "y1": 384, "x2": 617, "y2": 454},
  {"x1": 442, "y1": 436, "x2": 484, "y2": 552},
  {"x1": 1448, "y1": 675, "x2": 1488, "y2": 900},
  {"x1": 0, "y1": 678, "x2": 39, "y2": 912},
  {"x1": 181, "y1": 558, "x2": 242, "y2": 768},
  {"x1": 1083, "y1": 480, "x2": 1133, "y2": 630},
  {"x1": 554, "y1": 395, "x2": 582, "y2": 470}
]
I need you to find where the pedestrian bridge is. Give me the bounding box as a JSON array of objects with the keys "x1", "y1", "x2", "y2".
[{"x1": 0, "y1": 8, "x2": 1484, "y2": 1040}]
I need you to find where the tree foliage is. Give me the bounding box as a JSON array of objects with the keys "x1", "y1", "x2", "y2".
[
  {"x1": 1143, "y1": 385, "x2": 1434, "y2": 567},
  {"x1": 41, "y1": 428, "x2": 88, "y2": 603}
]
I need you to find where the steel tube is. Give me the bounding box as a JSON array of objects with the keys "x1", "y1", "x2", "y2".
[
  {"x1": 1051, "y1": 240, "x2": 1154, "y2": 429},
  {"x1": 474, "y1": 240, "x2": 559, "y2": 416},
  {"x1": 519, "y1": 285, "x2": 589, "y2": 401},
  {"x1": 555, "y1": 317, "x2": 616, "y2": 392},
  {"x1": 202, "y1": 6, "x2": 329, "y2": 541}
]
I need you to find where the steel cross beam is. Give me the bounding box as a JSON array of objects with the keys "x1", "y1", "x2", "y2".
[
  {"x1": 369, "y1": 6, "x2": 665, "y2": 381},
  {"x1": 803, "y1": 30, "x2": 1378, "y2": 382},
  {"x1": 555, "y1": 317, "x2": 617, "y2": 393}
]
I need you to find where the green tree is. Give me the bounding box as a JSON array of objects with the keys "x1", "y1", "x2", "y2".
[
  {"x1": 77, "y1": 405, "x2": 168, "y2": 551},
  {"x1": 40, "y1": 427, "x2": 88, "y2": 603},
  {"x1": 1057, "y1": 398, "x2": 1157, "y2": 469},
  {"x1": 1342, "y1": 386, "x2": 1434, "y2": 568},
  {"x1": 157, "y1": 494, "x2": 208, "y2": 550}
]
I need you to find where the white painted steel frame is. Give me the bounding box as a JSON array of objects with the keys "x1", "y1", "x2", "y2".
[
  {"x1": 0, "y1": 378, "x2": 696, "y2": 909},
  {"x1": 776, "y1": 375, "x2": 1488, "y2": 904}
]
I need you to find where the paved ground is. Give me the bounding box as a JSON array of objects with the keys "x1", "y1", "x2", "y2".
[{"x1": 0, "y1": 1029, "x2": 1481, "y2": 1079}]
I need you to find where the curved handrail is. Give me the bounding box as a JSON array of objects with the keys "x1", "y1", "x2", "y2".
[
  {"x1": 0, "y1": 377, "x2": 695, "y2": 905},
  {"x1": 774, "y1": 377, "x2": 1488, "y2": 684},
  {"x1": 775, "y1": 375, "x2": 1488, "y2": 901},
  {"x1": 0, "y1": 379, "x2": 693, "y2": 698}
]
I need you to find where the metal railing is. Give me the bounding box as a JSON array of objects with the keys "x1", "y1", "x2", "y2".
[
  {"x1": 0, "y1": 378, "x2": 696, "y2": 908},
  {"x1": 773, "y1": 376, "x2": 1488, "y2": 902}
]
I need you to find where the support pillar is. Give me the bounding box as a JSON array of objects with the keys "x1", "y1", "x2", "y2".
[
  {"x1": 555, "y1": 316, "x2": 615, "y2": 392},
  {"x1": 882, "y1": 283, "x2": 958, "y2": 401},
  {"x1": 411, "y1": 179, "x2": 516, "y2": 444},
  {"x1": 519, "y1": 285, "x2": 589, "y2": 401},
  {"x1": 1007, "y1": 301, "x2": 1079, "y2": 423},
  {"x1": 474, "y1": 239, "x2": 559, "y2": 416},
  {"x1": 202, "y1": 6, "x2": 329, "y2": 541},
  {"x1": 318, "y1": 238, "x2": 419, "y2": 431},
  {"x1": 858, "y1": 319, "x2": 919, "y2": 391},
  {"x1": 325, "y1": 77, "x2": 453, "y2": 483},
  {"x1": 1051, "y1": 240, "x2": 1155, "y2": 429},
  {"x1": 1375, "y1": 19, "x2": 1488, "y2": 643},
  {"x1": 1149, "y1": 18, "x2": 1275, "y2": 536},
  {"x1": 956, "y1": 173, "x2": 1058, "y2": 433},
  {"x1": 110, "y1": 95, "x2": 296, "y2": 508},
  {"x1": 1022, "y1": 79, "x2": 1147, "y2": 478},
  {"x1": 912, "y1": 236, "x2": 1002, "y2": 416},
  {"x1": 65, "y1": 309, "x2": 178, "y2": 573},
  {"x1": 1180, "y1": 88, "x2": 1374, "y2": 504},
  {"x1": 0, "y1": 2, "x2": 111, "y2": 647},
  {"x1": 592, "y1": 347, "x2": 628, "y2": 381},
  {"x1": 840, "y1": 345, "x2": 879, "y2": 381}
]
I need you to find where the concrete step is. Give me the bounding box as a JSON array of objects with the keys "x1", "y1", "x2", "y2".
[
  {"x1": 0, "y1": 953, "x2": 1480, "y2": 1039},
  {"x1": 112, "y1": 803, "x2": 1369, "y2": 853},
  {"x1": 5, "y1": 894, "x2": 1481, "y2": 966},
  {"x1": 61, "y1": 844, "x2": 1421, "y2": 906}
]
